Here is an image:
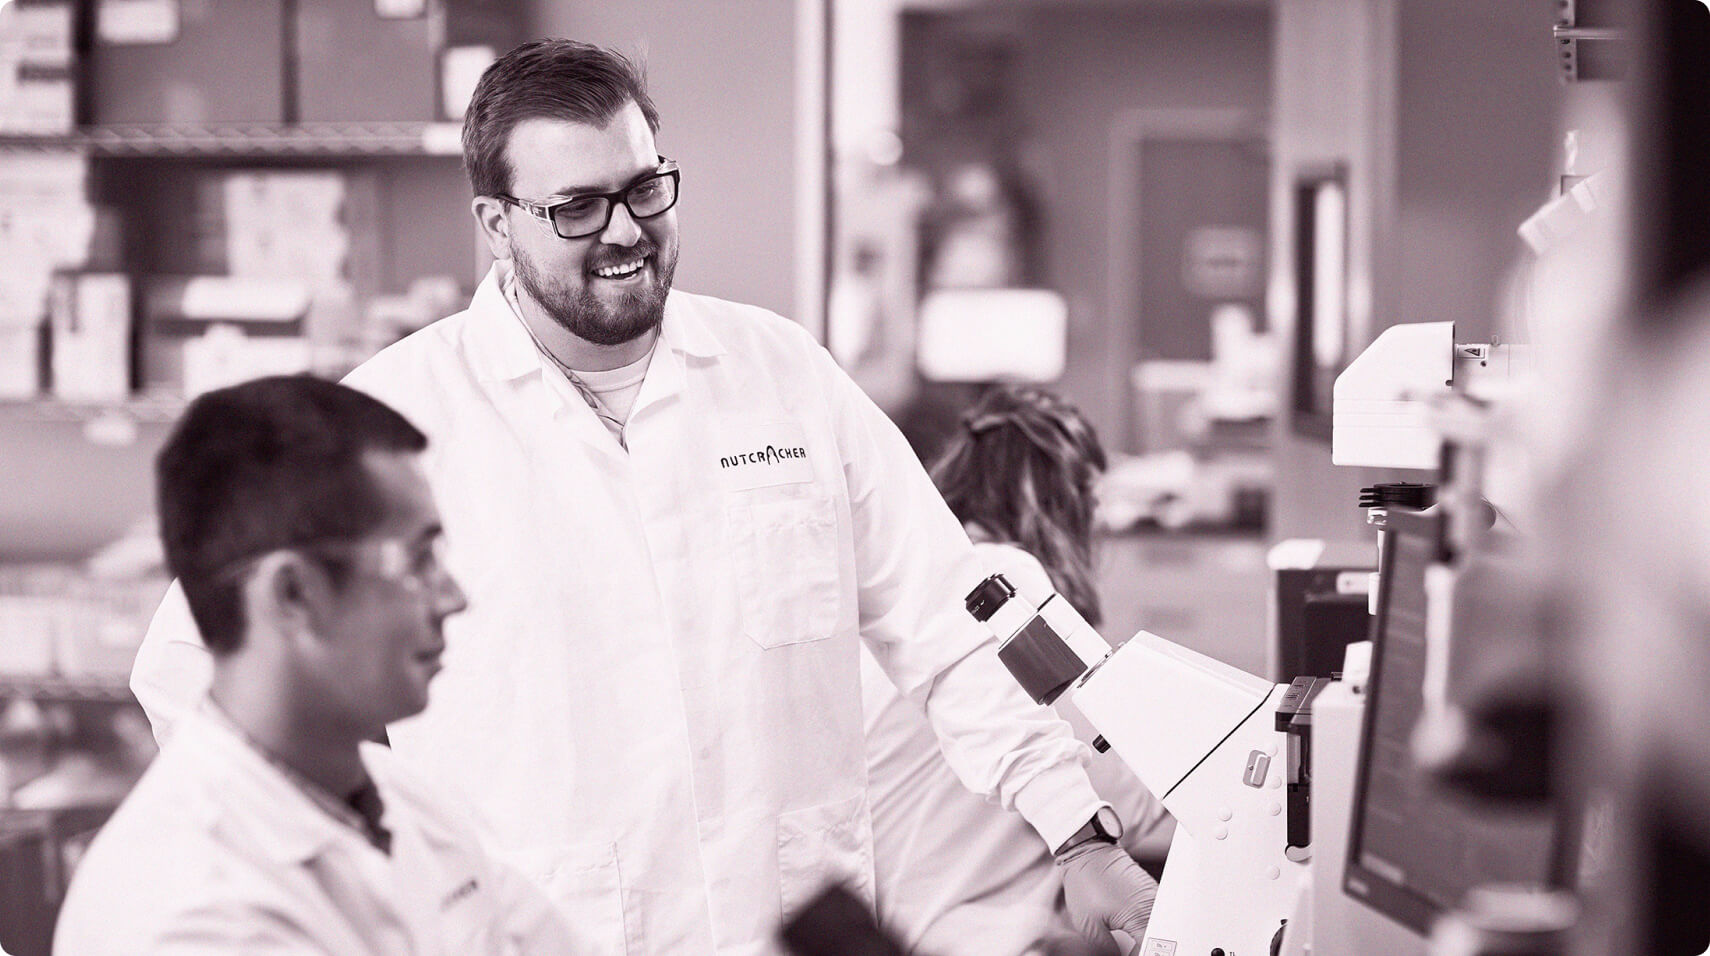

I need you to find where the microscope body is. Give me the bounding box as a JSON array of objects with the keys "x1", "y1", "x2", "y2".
[
  {"x1": 1071, "y1": 633, "x2": 1305, "y2": 956},
  {"x1": 966, "y1": 576, "x2": 1308, "y2": 956}
]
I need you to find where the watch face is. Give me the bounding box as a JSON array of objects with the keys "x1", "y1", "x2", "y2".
[{"x1": 1095, "y1": 807, "x2": 1123, "y2": 841}]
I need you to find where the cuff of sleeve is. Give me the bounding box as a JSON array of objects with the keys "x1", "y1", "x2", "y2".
[{"x1": 1012, "y1": 761, "x2": 1109, "y2": 853}]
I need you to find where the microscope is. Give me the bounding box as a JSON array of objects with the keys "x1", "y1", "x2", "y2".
[
  {"x1": 965, "y1": 573, "x2": 1321, "y2": 956},
  {"x1": 964, "y1": 322, "x2": 1567, "y2": 956}
]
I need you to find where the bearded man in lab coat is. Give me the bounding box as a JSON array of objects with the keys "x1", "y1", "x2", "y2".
[
  {"x1": 58, "y1": 376, "x2": 577, "y2": 954},
  {"x1": 130, "y1": 39, "x2": 1157, "y2": 955}
]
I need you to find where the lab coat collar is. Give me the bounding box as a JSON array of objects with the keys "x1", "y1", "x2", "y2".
[
  {"x1": 175, "y1": 704, "x2": 428, "y2": 866},
  {"x1": 463, "y1": 262, "x2": 727, "y2": 386}
]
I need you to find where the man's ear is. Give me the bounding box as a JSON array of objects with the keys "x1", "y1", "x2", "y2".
[
  {"x1": 247, "y1": 551, "x2": 322, "y2": 642},
  {"x1": 472, "y1": 196, "x2": 513, "y2": 262}
]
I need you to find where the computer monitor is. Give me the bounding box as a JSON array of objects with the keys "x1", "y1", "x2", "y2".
[{"x1": 1343, "y1": 506, "x2": 1572, "y2": 935}]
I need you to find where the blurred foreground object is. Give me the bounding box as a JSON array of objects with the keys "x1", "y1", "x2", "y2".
[{"x1": 1536, "y1": 0, "x2": 1710, "y2": 954}]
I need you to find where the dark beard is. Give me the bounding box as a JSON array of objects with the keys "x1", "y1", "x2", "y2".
[{"x1": 512, "y1": 243, "x2": 676, "y2": 347}]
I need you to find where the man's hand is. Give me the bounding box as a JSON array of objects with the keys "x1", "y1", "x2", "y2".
[{"x1": 1056, "y1": 840, "x2": 1158, "y2": 956}]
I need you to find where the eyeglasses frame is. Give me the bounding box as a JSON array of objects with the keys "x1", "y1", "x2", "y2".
[{"x1": 495, "y1": 157, "x2": 681, "y2": 240}]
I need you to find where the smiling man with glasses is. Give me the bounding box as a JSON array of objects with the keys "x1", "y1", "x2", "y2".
[{"x1": 130, "y1": 39, "x2": 1157, "y2": 956}]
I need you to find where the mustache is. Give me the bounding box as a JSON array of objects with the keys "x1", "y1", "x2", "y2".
[{"x1": 586, "y1": 241, "x2": 658, "y2": 271}]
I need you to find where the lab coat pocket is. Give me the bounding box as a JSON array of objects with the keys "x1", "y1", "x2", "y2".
[
  {"x1": 729, "y1": 491, "x2": 842, "y2": 648},
  {"x1": 510, "y1": 842, "x2": 630, "y2": 956},
  {"x1": 777, "y1": 792, "x2": 875, "y2": 921}
]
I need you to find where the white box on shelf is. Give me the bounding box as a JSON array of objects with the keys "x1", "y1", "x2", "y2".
[
  {"x1": 0, "y1": 596, "x2": 57, "y2": 674},
  {"x1": 0, "y1": 2, "x2": 75, "y2": 68},
  {"x1": 180, "y1": 324, "x2": 313, "y2": 398},
  {"x1": 0, "y1": 321, "x2": 40, "y2": 397},
  {"x1": 50, "y1": 273, "x2": 132, "y2": 401}
]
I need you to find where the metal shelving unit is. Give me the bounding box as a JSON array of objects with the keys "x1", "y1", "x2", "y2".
[
  {"x1": 0, "y1": 121, "x2": 465, "y2": 158},
  {"x1": 0, "y1": 396, "x2": 187, "y2": 424},
  {"x1": 0, "y1": 674, "x2": 134, "y2": 704}
]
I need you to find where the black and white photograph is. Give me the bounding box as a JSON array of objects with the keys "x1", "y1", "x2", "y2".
[{"x1": 0, "y1": 0, "x2": 1704, "y2": 954}]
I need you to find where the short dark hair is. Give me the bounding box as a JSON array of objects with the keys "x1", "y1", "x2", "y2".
[
  {"x1": 463, "y1": 38, "x2": 661, "y2": 199},
  {"x1": 931, "y1": 385, "x2": 1108, "y2": 628},
  {"x1": 155, "y1": 376, "x2": 428, "y2": 654}
]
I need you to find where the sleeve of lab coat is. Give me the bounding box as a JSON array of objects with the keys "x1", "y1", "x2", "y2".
[
  {"x1": 812, "y1": 344, "x2": 1104, "y2": 852},
  {"x1": 129, "y1": 581, "x2": 215, "y2": 746},
  {"x1": 143, "y1": 905, "x2": 335, "y2": 954}
]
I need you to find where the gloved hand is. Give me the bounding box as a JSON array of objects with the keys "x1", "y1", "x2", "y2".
[{"x1": 1056, "y1": 840, "x2": 1158, "y2": 956}]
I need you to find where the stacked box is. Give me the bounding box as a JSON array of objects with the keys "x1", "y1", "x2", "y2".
[
  {"x1": 0, "y1": 0, "x2": 74, "y2": 135},
  {"x1": 222, "y1": 170, "x2": 348, "y2": 284},
  {"x1": 293, "y1": 0, "x2": 521, "y2": 122},
  {"x1": 141, "y1": 275, "x2": 311, "y2": 395},
  {"x1": 90, "y1": 0, "x2": 284, "y2": 125},
  {"x1": 49, "y1": 272, "x2": 131, "y2": 401},
  {"x1": 0, "y1": 154, "x2": 93, "y2": 397}
]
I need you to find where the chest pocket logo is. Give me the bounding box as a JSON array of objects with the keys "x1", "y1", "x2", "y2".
[{"x1": 728, "y1": 491, "x2": 842, "y2": 648}]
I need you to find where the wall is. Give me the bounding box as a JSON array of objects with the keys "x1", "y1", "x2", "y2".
[
  {"x1": 530, "y1": 0, "x2": 809, "y2": 321},
  {"x1": 1266, "y1": 0, "x2": 1558, "y2": 545},
  {"x1": 900, "y1": 3, "x2": 1272, "y2": 455}
]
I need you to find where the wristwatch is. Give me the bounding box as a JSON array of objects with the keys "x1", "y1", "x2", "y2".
[{"x1": 1056, "y1": 806, "x2": 1123, "y2": 855}]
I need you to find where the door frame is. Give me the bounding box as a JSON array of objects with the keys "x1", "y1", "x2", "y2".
[{"x1": 1105, "y1": 108, "x2": 1268, "y2": 454}]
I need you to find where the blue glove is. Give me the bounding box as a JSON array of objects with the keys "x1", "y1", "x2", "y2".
[{"x1": 1056, "y1": 840, "x2": 1158, "y2": 956}]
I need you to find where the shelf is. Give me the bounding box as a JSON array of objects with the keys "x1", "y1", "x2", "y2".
[
  {"x1": 0, "y1": 674, "x2": 135, "y2": 704},
  {"x1": 0, "y1": 396, "x2": 187, "y2": 424},
  {"x1": 0, "y1": 122, "x2": 465, "y2": 158}
]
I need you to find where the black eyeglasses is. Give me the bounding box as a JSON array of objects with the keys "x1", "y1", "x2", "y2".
[{"x1": 496, "y1": 158, "x2": 680, "y2": 240}]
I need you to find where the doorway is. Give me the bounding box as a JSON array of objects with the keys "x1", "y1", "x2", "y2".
[{"x1": 1109, "y1": 112, "x2": 1270, "y2": 455}]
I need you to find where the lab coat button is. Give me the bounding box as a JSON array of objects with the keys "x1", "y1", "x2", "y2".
[
  {"x1": 1217, "y1": 806, "x2": 1232, "y2": 821},
  {"x1": 1269, "y1": 802, "x2": 1282, "y2": 816},
  {"x1": 1214, "y1": 825, "x2": 1229, "y2": 841},
  {"x1": 1266, "y1": 866, "x2": 1281, "y2": 880}
]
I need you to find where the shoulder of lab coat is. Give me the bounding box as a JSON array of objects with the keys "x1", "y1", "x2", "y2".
[
  {"x1": 130, "y1": 580, "x2": 213, "y2": 745},
  {"x1": 59, "y1": 709, "x2": 583, "y2": 956},
  {"x1": 358, "y1": 742, "x2": 584, "y2": 953}
]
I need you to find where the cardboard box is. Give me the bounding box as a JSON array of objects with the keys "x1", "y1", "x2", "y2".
[
  {"x1": 0, "y1": 1, "x2": 74, "y2": 68},
  {"x1": 49, "y1": 272, "x2": 131, "y2": 401},
  {"x1": 90, "y1": 0, "x2": 285, "y2": 124},
  {"x1": 141, "y1": 275, "x2": 309, "y2": 392},
  {"x1": 294, "y1": 0, "x2": 434, "y2": 122},
  {"x1": 294, "y1": 0, "x2": 520, "y2": 122},
  {"x1": 0, "y1": 323, "x2": 42, "y2": 397}
]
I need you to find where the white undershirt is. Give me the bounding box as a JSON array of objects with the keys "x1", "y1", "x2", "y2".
[
  {"x1": 572, "y1": 349, "x2": 653, "y2": 427},
  {"x1": 501, "y1": 269, "x2": 658, "y2": 440}
]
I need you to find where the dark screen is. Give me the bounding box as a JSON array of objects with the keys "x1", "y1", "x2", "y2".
[{"x1": 1345, "y1": 508, "x2": 1561, "y2": 933}]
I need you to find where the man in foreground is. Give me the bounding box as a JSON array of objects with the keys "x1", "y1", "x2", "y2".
[{"x1": 57, "y1": 376, "x2": 576, "y2": 954}]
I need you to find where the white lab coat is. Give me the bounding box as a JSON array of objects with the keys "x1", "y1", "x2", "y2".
[
  {"x1": 862, "y1": 541, "x2": 1171, "y2": 956},
  {"x1": 53, "y1": 705, "x2": 577, "y2": 955},
  {"x1": 131, "y1": 264, "x2": 1103, "y2": 956}
]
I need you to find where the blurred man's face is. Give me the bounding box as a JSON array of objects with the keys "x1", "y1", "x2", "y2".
[
  {"x1": 501, "y1": 102, "x2": 680, "y2": 348},
  {"x1": 304, "y1": 451, "x2": 467, "y2": 735}
]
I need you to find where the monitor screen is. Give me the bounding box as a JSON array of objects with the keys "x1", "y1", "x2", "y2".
[{"x1": 1343, "y1": 506, "x2": 1568, "y2": 934}]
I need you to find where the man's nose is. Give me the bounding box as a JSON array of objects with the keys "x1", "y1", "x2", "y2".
[
  {"x1": 435, "y1": 571, "x2": 470, "y2": 617},
  {"x1": 599, "y1": 200, "x2": 645, "y2": 246}
]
